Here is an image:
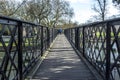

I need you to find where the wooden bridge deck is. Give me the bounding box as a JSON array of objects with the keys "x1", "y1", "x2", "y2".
[{"x1": 32, "y1": 34, "x2": 97, "y2": 80}]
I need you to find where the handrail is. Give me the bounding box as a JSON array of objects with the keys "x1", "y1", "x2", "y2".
[
  {"x1": 65, "y1": 18, "x2": 120, "y2": 80},
  {"x1": 0, "y1": 15, "x2": 39, "y2": 26},
  {"x1": 0, "y1": 15, "x2": 58, "y2": 80},
  {"x1": 69, "y1": 18, "x2": 120, "y2": 29}
]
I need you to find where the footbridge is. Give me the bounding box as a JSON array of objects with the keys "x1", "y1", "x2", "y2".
[{"x1": 0, "y1": 16, "x2": 120, "y2": 80}]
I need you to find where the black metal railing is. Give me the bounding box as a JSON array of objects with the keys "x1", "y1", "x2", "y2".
[
  {"x1": 0, "y1": 16, "x2": 57, "y2": 80},
  {"x1": 65, "y1": 18, "x2": 120, "y2": 80}
]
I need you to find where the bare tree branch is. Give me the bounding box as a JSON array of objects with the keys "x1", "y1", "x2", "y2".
[
  {"x1": 92, "y1": 0, "x2": 108, "y2": 21},
  {"x1": 8, "y1": 0, "x2": 27, "y2": 16}
]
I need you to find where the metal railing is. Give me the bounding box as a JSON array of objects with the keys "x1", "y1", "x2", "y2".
[
  {"x1": 0, "y1": 16, "x2": 57, "y2": 80},
  {"x1": 65, "y1": 18, "x2": 120, "y2": 80}
]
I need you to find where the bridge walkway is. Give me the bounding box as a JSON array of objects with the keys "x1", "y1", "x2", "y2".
[{"x1": 32, "y1": 34, "x2": 97, "y2": 80}]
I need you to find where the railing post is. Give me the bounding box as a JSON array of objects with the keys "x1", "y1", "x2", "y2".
[
  {"x1": 52, "y1": 28, "x2": 54, "y2": 40},
  {"x1": 70, "y1": 29, "x2": 72, "y2": 41},
  {"x1": 41, "y1": 26, "x2": 43, "y2": 56},
  {"x1": 75, "y1": 28, "x2": 77, "y2": 48},
  {"x1": 69, "y1": 29, "x2": 71, "y2": 41},
  {"x1": 45, "y1": 28, "x2": 47, "y2": 50},
  {"x1": 50, "y1": 29, "x2": 52, "y2": 43},
  {"x1": 47, "y1": 27, "x2": 50, "y2": 48},
  {"x1": 75, "y1": 28, "x2": 80, "y2": 50},
  {"x1": 106, "y1": 22, "x2": 111, "y2": 80},
  {"x1": 18, "y1": 22, "x2": 23, "y2": 80},
  {"x1": 51, "y1": 28, "x2": 53, "y2": 41},
  {"x1": 71, "y1": 29, "x2": 73, "y2": 42},
  {"x1": 83, "y1": 27, "x2": 85, "y2": 57}
]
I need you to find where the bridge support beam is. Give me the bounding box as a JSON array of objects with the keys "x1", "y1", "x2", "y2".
[
  {"x1": 47, "y1": 27, "x2": 50, "y2": 48},
  {"x1": 106, "y1": 22, "x2": 111, "y2": 80},
  {"x1": 83, "y1": 27, "x2": 85, "y2": 57},
  {"x1": 18, "y1": 22, "x2": 23, "y2": 80},
  {"x1": 75, "y1": 28, "x2": 80, "y2": 50},
  {"x1": 41, "y1": 26, "x2": 43, "y2": 56}
]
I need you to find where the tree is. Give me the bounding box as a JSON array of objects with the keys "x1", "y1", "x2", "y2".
[
  {"x1": 113, "y1": 0, "x2": 120, "y2": 10},
  {"x1": 18, "y1": 0, "x2": 52, "y2": 24},
  {"x1": 113, "y1": 0, "x2": 120, "y2": 5},
  {"x1": 92, "y1": 0, "x2": 108, "y2": 21},
  {"x1": 42, "y1": 0, "x2": 74, "y2": 27},
  {"x1": 0, "y1": 0, "x2": 27, "y2": 17},
  {"x1": 0, "y1": 0, "x2": 74, "y2": 28}
]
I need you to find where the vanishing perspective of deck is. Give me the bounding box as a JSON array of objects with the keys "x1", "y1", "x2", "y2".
[{"x1": 32, "y1": 34, "x2": 97, "y2": 80}]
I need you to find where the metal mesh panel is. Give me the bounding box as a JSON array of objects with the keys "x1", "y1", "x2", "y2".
[
  {"x1": 64, "y1": 20, "x2": 120, "y2": 80},
  {"x1": 0, "y1": 16, "x2": 58, "y2": 80},
  {"x1": 0, "y1": 23, "x2": 18, "y2": 80}
]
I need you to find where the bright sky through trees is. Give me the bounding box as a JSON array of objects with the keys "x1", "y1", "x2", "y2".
[
  {"x1": 16, "y1": 0, "x2": 120, "y2": 24},
  {"x1": 65, "y1": 0, "x2": 119, "y2": 23}
]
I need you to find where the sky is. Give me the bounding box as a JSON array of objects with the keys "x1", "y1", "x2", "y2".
[{"x1": 65, "y1": 0, "x2": 119, "y2": 24}]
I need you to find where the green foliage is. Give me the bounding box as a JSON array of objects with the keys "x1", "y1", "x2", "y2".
[{"x1": 0, "y1": 42, "x2": 16, "y2": 47}]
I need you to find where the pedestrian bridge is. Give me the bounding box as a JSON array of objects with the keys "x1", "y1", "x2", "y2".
[
  {"x1": 0, "y1": 16, "x2": 120, "y2": 80},
  {"x1": 30, "y1": 34, "x2": 99, "y2": 80}
]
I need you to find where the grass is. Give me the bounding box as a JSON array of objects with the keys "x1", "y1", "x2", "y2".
[
  {"x1": 0, "y1": 42, "x2": 16, "y2": 47},
  {"x1": 119, "y1": 32, "x2": 120, "y2": 36},
  {"x1": 0, "y1": 37, "x2": 39, "y2": 47},
  {"x1": 0, "y1": 42, "x2": 41, "y2": 47},
  {"x1": 96, "y1": 32, "x2": 105, "y2": 38},
  {"x1": 88, "y1": 32, "x2": 120, "y2": 38}
]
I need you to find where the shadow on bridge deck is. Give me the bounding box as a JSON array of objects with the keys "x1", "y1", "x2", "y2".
[{"x1": 31, "y1": 34, "x2": 98, "y2": 80}]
